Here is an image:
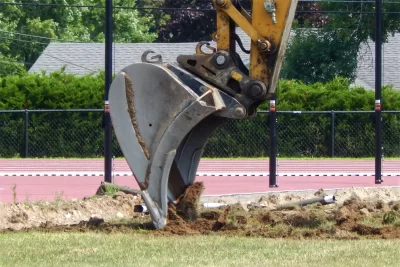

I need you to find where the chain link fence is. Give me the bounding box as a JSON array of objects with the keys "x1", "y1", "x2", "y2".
[{"x1": 1, "y1": 109, "x2": 399, "y2": 158}]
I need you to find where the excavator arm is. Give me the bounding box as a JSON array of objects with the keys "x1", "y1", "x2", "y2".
[
  {"x1": 178, "y1": 0, "x2": 298, "y2": 116},
  {"x1": 108, "y1": 0, "x2": 298, "y2": 229}
]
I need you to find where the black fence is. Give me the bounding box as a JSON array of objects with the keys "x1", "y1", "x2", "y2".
[{"x1": 0, "y1": 109, "x2": 399, "y2": 158}]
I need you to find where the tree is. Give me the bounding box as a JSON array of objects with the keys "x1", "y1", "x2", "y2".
[
  {"x1": 282, "y1": 0, "x2": 400, "y2": 84},
  {"x1": 281, "y1": 26, "x2": 360, "y2": 84},
  {"x1": 134, "y1": 0, "x2": 171, "y2": 34},
  {"x1": 0, "y1": 56, "x2": 27, "y2": 77},
  {"x1": 320, "y1": 0, "x2": 400, "y2": 43},
  {"x1": 155, "y1": 0, "x2": 216, "y2": 42},
  {"x1": 154, "y1": 0, "x2": 331, "y2": 42},
  {"x1": 0, "y1": 0, "x2": 158, "y2": 74}
]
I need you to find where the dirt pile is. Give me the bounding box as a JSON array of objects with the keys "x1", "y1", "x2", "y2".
[
  {"x1": 1, "y1": 186, "x2": 400, "y2": 239},
  {"x1": 159, "y1": 186, "x2": 400, "y2": 238},
  {"x1": 0, "y1": 191, "x2": 142, "y2": 231},
  {"x1": 158, "y1": 192, "x2": 400, "y2": 239}
]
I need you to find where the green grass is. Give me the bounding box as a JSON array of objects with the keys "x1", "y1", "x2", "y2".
[{"x1": 0, "y1": 232, "x2": 399, "y2": 267}]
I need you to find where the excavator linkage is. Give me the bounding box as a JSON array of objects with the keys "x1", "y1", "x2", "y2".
[{"x1": 108, "y1": 0, "x2": 299, "y2": 229}]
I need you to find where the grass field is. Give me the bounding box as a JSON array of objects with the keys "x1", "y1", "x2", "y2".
[
  {"x1": 0, "y1": 232, "x2": 399, "y2": 267},
  {"x1": 1, "y1": 157, "x2": 399, "y2": 267}
]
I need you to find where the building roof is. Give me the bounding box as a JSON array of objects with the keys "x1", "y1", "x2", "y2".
[
  {"x1": 28, "y1": 29, "x2": 400, "y2": 90},
  {"x1": 28, "y1": 42, "x2": 235, "y2": 76},
  {"x1": 353, "y1": 34, "x2": 400, "y2": 90},
  {"x1": 28, "y1": 29, "x2": 252, "y2": 76}
]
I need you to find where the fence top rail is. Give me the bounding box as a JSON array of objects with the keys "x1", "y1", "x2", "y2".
[
  {"x1": 258, "y1": 110, "x2": 400, "y2": 114},
  {"x1": 0, "y1": 109, "x2": 103, "y2": 113},
  {"x1": 0, "y1": 109, "x2": 399, "y2": 114}
]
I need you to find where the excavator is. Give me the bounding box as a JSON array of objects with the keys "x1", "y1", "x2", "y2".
[{"x1": 108, "y1": 0, "x2": 298, "y2": 229}]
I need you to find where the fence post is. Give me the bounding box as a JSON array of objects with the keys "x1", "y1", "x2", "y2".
[
  {"x1": 104, "y1": 0, "x2": 113, "y2": 183},
  {"x1": 24, "y1": 109, "x2": 29, "y2": 158},
  {"x1": 269, "y1": 100, "x2": 278, "y2": 188},
  {"x1": 330, "y1": 110, "x2": 335, "y2": 158},
  {"x1": 375, "y1": 0, "x2": 383, "y2": 184}
]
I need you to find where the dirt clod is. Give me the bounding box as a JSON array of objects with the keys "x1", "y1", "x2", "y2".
[
  {"x1": 352, "y1": 224, "x2": 381, "y2": 235},
  {"x1": 335, "y1": 206, "x2": 354, "y2": 225},
  {"x1": 314, "y1": 188, "x2": 326, "y2": 197},
  {"x1": 8, "y1": 212, "x2": 29, "y2": 224},
  {"x1": 200, "y1": 211, "x2": 221, "y2": 220},
  {"x1": 235, "y1": 215, "x2": 247, "y2": 225},
  {"x1": 212, "y1": 206, "x2": 231, "y2": 231},
  {"x1": 260, "y1": 211, "x2": 281, "y2": 226},
  {"x1": 285, "y1": 210, "x2": 327, "y2": 228},
  {"x1": 175, "y1": 182, "x2": 205, "y2": 221},
  {"x1": 392, "y1": 202, "x2": 400, "y2": 211}
]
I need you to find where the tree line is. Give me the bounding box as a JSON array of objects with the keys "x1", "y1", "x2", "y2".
[{"x1": 1, "y1": 0, "x2": 400, "y2": 85}]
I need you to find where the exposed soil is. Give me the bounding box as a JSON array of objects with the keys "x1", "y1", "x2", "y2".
[
  {"x1": 0, "y1": 191, "x2": 144, "y2": 231},
  {"x1": 1, "y1": 184, "x2": 400, "y2": 240}
]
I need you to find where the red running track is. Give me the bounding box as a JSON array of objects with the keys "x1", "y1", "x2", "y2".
[{"x1": 0, "y1": 159, "x2": 399, "y2": 202}]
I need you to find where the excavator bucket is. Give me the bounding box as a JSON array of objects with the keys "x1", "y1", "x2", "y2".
[
  {"x1": 109, "y1": 62, "x2": 245, "y2": 228},
  {"x1": 108, "y1": 0, "x2": 299, "y2": 229}
]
